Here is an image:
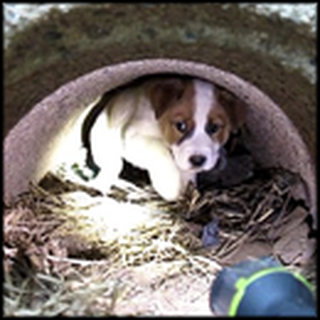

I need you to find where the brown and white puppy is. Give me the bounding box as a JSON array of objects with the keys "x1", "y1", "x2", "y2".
[{"x1": 83, "y1": 75, "x2": 247, "y2": 200}]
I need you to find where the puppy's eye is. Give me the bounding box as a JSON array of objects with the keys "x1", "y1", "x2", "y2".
[
  {"x1": 175, "y1": 121, "x2": 188, "y2": 133},
  {"x1": 206, "y1": 122, "x2": 221, "y2": 135}
]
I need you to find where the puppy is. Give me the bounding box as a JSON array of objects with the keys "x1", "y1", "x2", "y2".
[{"x1": 82, "y1": 75, "x2": 247, "y2": 200}]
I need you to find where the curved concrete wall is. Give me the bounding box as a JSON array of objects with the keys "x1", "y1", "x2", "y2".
[{"x1": 4, "y1": 59, "x2": 316, "y2": 224}]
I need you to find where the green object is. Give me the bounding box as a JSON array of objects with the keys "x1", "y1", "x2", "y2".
[
  {"x1": 71, "y1": 162, "x2": 100, "y2": 181},
  {"x1": 210, "y1": 256, "x2": 316, "y2": 316}
]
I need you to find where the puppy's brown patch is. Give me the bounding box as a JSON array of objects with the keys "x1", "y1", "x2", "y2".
[
  {"x1": 215, "y1": 86, "x2": 248, "y2": 131},
  {"x1": 148, "y1": 78, "x2": 196, "y2": 145},
  {"x1": 207, "y1": 106, "x2": 232, "y2": 145},
  {"x1": 147, "y1": 77, "x2": 188, "y2": 119}
]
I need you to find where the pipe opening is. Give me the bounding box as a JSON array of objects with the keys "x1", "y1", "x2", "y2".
[{"x1": 4, "y1": 59, "x2": 316, "y2": 315}]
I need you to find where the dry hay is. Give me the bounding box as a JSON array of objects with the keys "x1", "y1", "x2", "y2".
[{"x1": 4, "y1": 163, "x2": 316, "y2": 316}]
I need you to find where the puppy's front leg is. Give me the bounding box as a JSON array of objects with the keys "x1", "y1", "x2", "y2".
[
  {"x1": 88, "y1": 112, "x2": 123, "y2": 194},
  {"x1": 124, "y1": 137, "x2": 185, "y2": 201}
]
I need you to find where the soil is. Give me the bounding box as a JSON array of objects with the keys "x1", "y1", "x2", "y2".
[{"x1": 4, "y1": 3, "x2": 316, "y2": 159}]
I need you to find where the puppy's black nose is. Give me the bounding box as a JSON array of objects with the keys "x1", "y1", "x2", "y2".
[{"x1": 189, "y1": 155, "x2": 207, "y2": 167}]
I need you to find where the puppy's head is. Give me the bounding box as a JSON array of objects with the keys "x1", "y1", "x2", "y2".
[{"x1": 148, "y1": 76, "x2": 247, "y2": 173}]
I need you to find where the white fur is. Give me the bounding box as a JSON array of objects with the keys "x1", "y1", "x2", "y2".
[
  {"x1": 86, "y1": 78, "x2": 226, "y2": 201},
  {"x1": 171, "y1": 80, "x2": 221, "y2": 176},
  {"x1": 88, "y1": 91, "x2": 183, "y2": 201}
]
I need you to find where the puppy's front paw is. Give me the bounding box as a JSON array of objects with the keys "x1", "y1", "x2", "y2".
[
  {"x1": 87, "y1": 175, "x2": 112, "y2": 195},
  {"x1": 150, "y1": 169, "x2": 184, "y2": 201}
]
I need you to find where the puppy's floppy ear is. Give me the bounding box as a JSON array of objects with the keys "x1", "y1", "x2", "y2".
[
  {"x1": 216, "y1": 86, "x2": 248, "y2": 131},
  {"x1": 147, "y1": 77, "x2": 186, "y2": 119}
]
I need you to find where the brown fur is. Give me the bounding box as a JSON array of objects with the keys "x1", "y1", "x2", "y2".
[
  {"x1": 148, "y1": 77, "x2": 247, "y2": 147},
  {"x1": 215, "y1": 86, "x2": 248, "y2": 131},
  {"x1": 148, "y1": 77, "x2": 195, "y2": 145},
  {"x1": 207, "y1": 106, "x2": 232, "y2": 145}
]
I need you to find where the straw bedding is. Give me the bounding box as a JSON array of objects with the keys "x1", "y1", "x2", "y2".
[{"x1": 4, "y1": 154, "x2": 315, "y2": 315}]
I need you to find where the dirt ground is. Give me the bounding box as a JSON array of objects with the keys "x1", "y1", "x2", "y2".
[{"x1": 4, "y1": 166, "x2": 315, "y2": 315}]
